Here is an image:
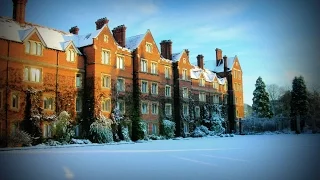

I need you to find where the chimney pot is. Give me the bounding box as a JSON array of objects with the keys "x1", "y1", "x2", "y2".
[
  {"x1": 112, "y1": 24, "x2": 127, "y2": 47},
  {"x1": 95, "y1": 17, "x2": 109, "y2": 30},
  {"x1": 69, "y1": 26, "x2": 79, "y2": 35},
  {"x1": 215, "y1": 48, "x2": 223, "y2": 66},
  {"x1": 197, "y1": 54, "x2": 204, "y2": 69}
]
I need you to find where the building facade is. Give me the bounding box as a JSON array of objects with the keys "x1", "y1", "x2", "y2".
[{"x1": 0, "y1": 0, "x2": 244, "y2": 141}]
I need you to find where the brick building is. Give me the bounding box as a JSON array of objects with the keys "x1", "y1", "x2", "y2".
[{"x1": 0, "y1": 0, "x2": 244, "y2": 141}]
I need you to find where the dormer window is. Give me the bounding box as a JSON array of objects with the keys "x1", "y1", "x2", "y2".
[
  {"x1": 199, "y1": 78, "x2": 205, "y2": 87},
  {"x1": 213, "y1": 81, "x2": 219, "y2": 89},
  {"x1": 146, "y1": 43, "x2": 152, "y2": 53},
  {"x1": 67, "y1": 49, "x2": 76, "y2": 62},
  {"x1": 25, "y1": 41, "x2": 42, "y2": 56}
]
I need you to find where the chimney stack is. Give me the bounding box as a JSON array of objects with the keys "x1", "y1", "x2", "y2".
[
  {"x1": 12, "y1": 0, "x2": 28, "y2": 24},
  {"x1": 223, "y1": 55, "x2": 228, "y2": 74},
  {"x1": 95, "y1": 17, "x2": 109, "y2": 30},
  {"x1": 112, "y1": 25, "x2": 127, "y2": 47},
  {"x1": 215, "y1": 48, "x2": 223, "y2": 66},
  {"x1": 197, "y1": 54, "x2": 204, "y2": 69},
  {"x1": 69, "y1": 26, "x2": 79, "y2": 35},
  {"x1": 185, "y1": 49, "x2": 189, "y2": 57},
  {"x1": 160, "y1": 40, "x2": 173, "y2": 60}
]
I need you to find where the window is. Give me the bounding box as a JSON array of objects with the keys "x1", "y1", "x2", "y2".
[
  {"x1": 117, "y1": 56, "x2": 124, "y2": 69},
  {"x1": 151, "y1": 102, "x2": 158, "y2": 114},
  {"x1": 25, "y1": 41, "x2": 42, "y2": 55},
  {"x1": 141, "y1": 59, "x2": 147, "y2": 72},
  {"x1": 0, "y1": 90, "x2": 3, "y2": 109},
  {"x1": 11, "y1": 93, "x2": 19, "y2": 110},
  {"x1": 235, "y1": 97, "x2": 238, "y2": 105},
  {"x1": 76, "y1": 97, "x2": 82, "y2": 112},
  {"x1": 165, "y1": 66, "x2": 170, "y2": 79},
  {"x1": 117, "y1": 78, "x2": 125, "y2": 92},
  {"x1": 182, "y1": 69, "x2": 187, "y2": 80},
  {"x1": 141, "y1": 102, "x2": 149, "y2": 114},
  {"x1": 165, "y1": 103, "x2": 172, "y2": 115},
  {"x1": 104, "y1": 35, "x2": 108, "y2": 42},
  {"x1": 43, "y1": 97, "x2": 54, "y2": 110},
  {"x1": 213, "y1": 95, "x2": 219, "y2": 104},
  {"x1": 184, "y1": 122, "x2": 189, "y2": 133},
  {"x1": 151, "y1": 83, "x2": 158, "y2": 95},
  {"x1": 213, "y1": 81, "x2": 219, "y2": 89},
  {"x1": 195, "y1": 106, "x2": 200, "y2": 118},
  {"x1": 199, "y1": 92, "x2": 206, "y2": 102},
  {"x1": 101, "y1": 50, "x2": 110, "y2": 64},
  {"x1": 141, "y1": 81, "x2": 148, "y2": 93},
  {"x1": 146, "y1": 43, "x2": 152, "y2": 53},
  {"x1": 102, "y1": 74, "x2": 111, "y2": 88},
  {"x1": 224, "y1": 96, "x2": 228, "y2": 104},
  {"x1": 43, "y1": 124, "x2": 52, "y2": 138},
  {"x1": 152, "y1": 124, "x2": 157, "y2": 134},
  {"x1": 182, "y1": 87, "x2": 188, "y2": 98},
  {"x1": 165, "y1": 85, "x2": 171, "y2": 97},
  {"x1": 76, "y1": 73, "x2": 82, "y2": 88},
  {"x1": 183, "y1": 104, "x2": 189, "y2": 116},
  {"x1": 116, "y1": 100, "x2": 125, "y2": 114},
  {"x1": 224, "y1": 83, "x2": 228, "y2": 91},
  {"x1": 24, "y1": 66, "x2": 42, "y2": 83},
  {"x1": 67, "y1": 49, "x2": 76, "y2": 62},
  {"x1": 199, "y1": 78, "x2": 205, "y2": 87},
  {"x1": 151, "y1": 62, "x2": 157, "y2": 74},
  {"x1": 101, "y1": 99, "x2": 111, "y2": 112}
]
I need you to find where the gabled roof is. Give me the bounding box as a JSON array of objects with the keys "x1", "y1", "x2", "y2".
[
  {"x1": 214, "y1": 56, "x2": 236, "y2": 73},
  {"x1": 0, "y1": 16, "x2": 83, "y2": 53},
  {"x1": 125, "y1": 33, "x2": 145, "y2": 50}
]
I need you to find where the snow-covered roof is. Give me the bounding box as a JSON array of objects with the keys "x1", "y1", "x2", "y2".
[
  {"x1": 214, "y1": 56, "x2": 236, "y2": 72},
  {"x1": 0, "y1": 16, "x2": 85, "y2": 54},
  {"x1": 125, "y1": 33, "x2": 145, "y2": 50},
  {"x1": 172, "y1": 52, "x2": 183, "y2": 62},
  {"x1": 189, "y1": 65, "x2": 227, "y2": 85}
]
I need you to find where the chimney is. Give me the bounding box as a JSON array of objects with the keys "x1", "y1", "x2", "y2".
[
  {"x1": 160, "y1": 40, "x2": 167, "y2": 58},
  {"x1": 197, "y1": 54, "x2": 204, "y2": 69},
  {"x1": 223, "y1": 55, "x2": 228, "y2": 74},
  {"x1": 160, "y1": 40, "x2": 172, "y2": 60},
  {"x1": 12, "y1": 0, "x2": 28, "y2": 24},
  {"x1": 215, "y1": 48, "x2": 223, "y2": 66},
  {"x1": 112, "y1": 25, "x2": 127, "y2": 47},
  {"x1": 69, "y1": 26, "x2": 79, "y2": 35},
  {"x1": 95, "y1": 17, "x2": 109, "y2": 30},
  {"x1": 185, "y1": 49, "x2": 189, "y2": 57}
]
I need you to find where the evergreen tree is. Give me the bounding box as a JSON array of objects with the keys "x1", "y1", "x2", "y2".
[
  {"x1": 252, "y1": 76, "x2": 273, "y2": 118},
  {"x1": 290, "y1": 76, "x2": 308, "y2": 131}
]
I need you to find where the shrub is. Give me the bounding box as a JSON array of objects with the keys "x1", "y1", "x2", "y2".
[
  {"x1": 190, "y1": 127, "x2": 206, "y2": 137},
  {"x1": 8, "y1": 129, "x2": 33, "y2": 147},
  {"x1": 199, "y1": 125, "x2": 210, "y2": 135},
  {"x1": 162, "y1": 120, "x2": 176, "y2": 139},
  {"x1": 121, "y1": 126, "x2": 131, "y2": 142},
  {"x1": 89, "y1": 114, "x2": 114, "y2": 143},
  {"x1": 53, "y1": 111, "x2": 75, "y2": 142},
  {"x1": 139, "y1": 121, "x2": 148, "y2": 140}
]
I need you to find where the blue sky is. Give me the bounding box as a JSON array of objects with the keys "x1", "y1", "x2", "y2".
[{"x1": 1, "y1": 0, "x2": 319, "y2": 105}]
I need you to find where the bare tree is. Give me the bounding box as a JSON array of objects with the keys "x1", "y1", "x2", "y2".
[{"x1": 266, "y1": 84, "x2": 285, "y2": 116}]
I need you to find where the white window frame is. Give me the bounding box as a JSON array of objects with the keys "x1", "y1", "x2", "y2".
[
  {"x1": 165, "y1": 103, "x2": 172, "y2": 115},
  {"x1": 152, "y1": 124, "x2": 157, "y2": 135},
  {"x1": 104, "y1": 35, "x2": 108, "y2": 42},
  {"x1": 43, "y1": 96, "x2": 54, "y2": 111},
  {"x1": 165, "y1": 85, "x2": 171, "y2": 97},
  {"x1": 141, "y1": 80, "x2": 148, "y2": 93},
  {"x1": 24, "y1": 66, "x2": 42, "y2": 83},
  {"x1": 101, "y1": 74, "x2": 111, "y2": 88},
  {"x1": 183, "y1": 104, "x2": 189, "y2": 116},
  {"x1": 101, "y1": 99, "x2": 111, "y2": 112},
  {"x1": 117, "y1": 55, "x2": 125, "y2": 69},
  {"x1": 75, "y1": 73, "x2": 82, "y2": 88},
  {"x1": 141, "y1": 58, "x2": 148, "y2": 72},
  {"x1": 116, "y1": 100, "x2": 125, "y2": 114},
  {"x1": 165, "y1": 66, "x2": 170, "y2": 79},
  {"x1": 25, "y1": 40, "x2": 42, "y2": 56},
  {"x1": 141, "y1": 101, "x2": 149, "y2": 114},
  {"x1": 199, "y1": 78, "x2": 205, "y2": 87},
  {"x1": 11, "y1": 92, "x2": 19, "y2": 110},
  {"x1": 151, "y1": 82, "x2": 158, "y2": 95},
  {"x1": 101, "y1": 49, "x2": 111, "y2": 65},
  {"x1": 67, "y1": 49, "x2": 76, "y2": 62},
  {"x1": 182, "y1": 87, "x2": 188, "y2": 98},
  {"x1": 150, "y1": 62, "x2": 158, "y2": 74},
  {"x1": 151, "y1": 102, "x2": 158, "y2": 115},
  {"x1": 213, "y1": 81, "x2": 219, "y2": 89},
  {"x1": 182, "y1": 69, "x2": 187, "y2": 80},
  {"x1": 146, "y1": 42, "x2": 153, "y2": 53},
  {"x1": 195, "y1": 106, "x2": 200, "y2": 118},
  {"x1": 117, "y1": 78, "x2": 125, "y2": 92},
  {"x1": 213, "y1": 95, "x2": 219, "y2": 104},
  {"x1": 76, "y1": 97, "x2": 82, "y2": 112},
  {"x1": 199, "y1": 92, "x2": 206, "y2": 102}
]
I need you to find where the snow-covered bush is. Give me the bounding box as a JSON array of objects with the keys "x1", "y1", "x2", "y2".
[
  {"x1": 210, "y1": 114, "x2": 225, "y2": 135},
  {"x1": 147, "y1": 134, "x2": 165, "y2": 140},
  {"x1": 121, "y1": 126, "x2": 131, "y2": 142},
  {"x1": 139, "y1": 121, "x2": 148, "y2": 138},
  {"x1": 70, "y1": 138, "x2": 92, "y2": 144},
  {"x1": 45, "y1": 139, "x2": 61, "y2": 146},
  {"x1": 190, "y1": 127, "x2": 206, "y2": 137},
  {"x1": 199, "y1": 125, "x2": 210, "y2": 135},
  {"x1": 8, "y1": 129, "x2": 33, "y2": 147},
  {"x1": 241, "y1": 117, "x2": 291, "y2": 134},
  {"x1": 89, "y1": 114, "x2": 113, "y2": 143},
  {"x1": 162, "y1": 119, "x2": 176, "y2": 139},
  {"x1": 53, "y1": 111, "x2": 75, "y2": 142}
]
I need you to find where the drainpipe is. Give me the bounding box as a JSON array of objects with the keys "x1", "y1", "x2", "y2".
[
  {"x1": 5, "y1": 40, "x2": 10, "y2": 147},
  {"x1": 56, "y1": 51, "x2": 59, "y2": 113}
]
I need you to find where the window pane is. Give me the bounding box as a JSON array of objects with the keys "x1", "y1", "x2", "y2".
[
  {"x1": 24, "y1": 67, "x2": 29, "y2": 81},
  {"x1": 31, "y1": 42, "x2": 36, "y2": 54},
  {"x1": 36, "y1": 43, "x2": 42, "y2": 55},
  {"x1": 25, "y1": 42, "x2": 30, "y2": 53}
]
